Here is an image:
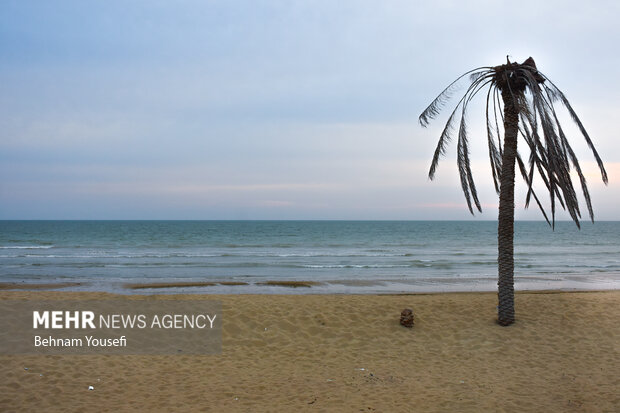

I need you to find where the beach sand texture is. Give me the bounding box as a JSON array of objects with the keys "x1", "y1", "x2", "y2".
[{"x1": 1, "y1": 290, "x2": 618, "y2": 412}]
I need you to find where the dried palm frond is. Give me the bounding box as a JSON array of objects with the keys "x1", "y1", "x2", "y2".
[{"x1": 419, "y1": 57, "x2": 607, "y2": 227}]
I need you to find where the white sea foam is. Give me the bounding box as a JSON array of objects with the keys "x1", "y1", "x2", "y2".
[{"x1": 0, "y1": 245, "x2": 53, "y2": 249}]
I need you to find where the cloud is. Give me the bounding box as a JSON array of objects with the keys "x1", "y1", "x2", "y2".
[{"x1": 1, "y1": 1, "x2": 619, "y2": 219}]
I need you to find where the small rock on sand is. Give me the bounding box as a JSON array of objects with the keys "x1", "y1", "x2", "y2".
[{"x1": 400, "y1": 308, "x2": 414, "y2": 328}]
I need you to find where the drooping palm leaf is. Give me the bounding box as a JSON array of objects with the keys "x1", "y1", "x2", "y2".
[
  {"x1": 419, "y1": 67, "x2": 490, "y2": 127},
  {"x1": 420, "y1": 57, "x2": 607, "y2": 227}
]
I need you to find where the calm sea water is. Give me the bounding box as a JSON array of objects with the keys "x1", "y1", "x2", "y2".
[{"x1": 1, "y1": 220, "x2": 618, "y2": 294}]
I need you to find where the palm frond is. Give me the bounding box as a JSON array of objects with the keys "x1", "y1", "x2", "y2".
[
  {"x1": 541, "y1": 77, "x2": 608, "y2": 184},
  {"x1": 427, "y1": 73, "x2": 493, "y2": 183},
  {"x1": 486, "y1": 86, "x2": 502, "y2": 193},
  {"x1": 419, "y1": 58, "x2": 606, "y2": 226},
  {"x1": 494, "y1": 87, "x2": 504, "y2": 157},
  {"x1": 454, "y1": 76, "x2": 493, "y2": 212},
  {"x1": 544, "y1": 91, "x2": 596, "y2": 222},
  {"x1": 428, "y1": 106, "x2": 459, "y2": 180},
  {"x1": 516, "y1": 151, "x2": 551, "y2": 225},
  {"x1": 419, "y1": 67, "x2": 491, "y2": 127}
]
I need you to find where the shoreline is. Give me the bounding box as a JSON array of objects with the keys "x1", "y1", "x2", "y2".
[
  {"x1": 1, "y1": 290, "x2": 618, "y2": 412},
  {"x1": 1, "y1": 282, "x2": 619, "y2": 295},
  {"x1": 1, "y1": 276, "x2": 619, "y2": 295}
]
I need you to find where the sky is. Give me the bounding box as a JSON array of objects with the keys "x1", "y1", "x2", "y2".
[{"x1": 1, "y1": 0, "x2": 619, "y2": 220}]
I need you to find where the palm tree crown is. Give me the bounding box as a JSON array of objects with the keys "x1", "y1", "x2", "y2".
[{"x1": 419, "y1": 57, "x2": 607, "y2": 228}]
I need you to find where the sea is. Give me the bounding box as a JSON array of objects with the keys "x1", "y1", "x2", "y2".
[{"x1": 1, "y1": 220, "x2": 619, "y2": 294}]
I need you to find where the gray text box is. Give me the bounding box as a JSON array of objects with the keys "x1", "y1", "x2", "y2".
[{"x1": 0, "y1": 299, "x2": 221, "y2": 355}]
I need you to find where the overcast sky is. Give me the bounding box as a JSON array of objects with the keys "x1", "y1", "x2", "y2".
[{"x1": 1, "y1": 0, "x2": 618, "y2": 220}]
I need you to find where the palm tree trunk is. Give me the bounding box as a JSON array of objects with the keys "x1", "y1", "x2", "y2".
[{"x1": 497, "y1": 89, "x2": 519, "y2": 326}]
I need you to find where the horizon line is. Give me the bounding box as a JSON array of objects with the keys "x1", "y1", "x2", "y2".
[{"x1": 1, "y1": 219, "x2": 617, "y2": 223}]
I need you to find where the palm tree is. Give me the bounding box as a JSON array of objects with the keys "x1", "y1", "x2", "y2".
[{"x1": 419, "y1": 57, "x2": 608, "y2": 326}]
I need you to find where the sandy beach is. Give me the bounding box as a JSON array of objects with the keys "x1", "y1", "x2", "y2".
[{"x1": 0, "y1": 290, "x2": 618, "y2": 412}]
